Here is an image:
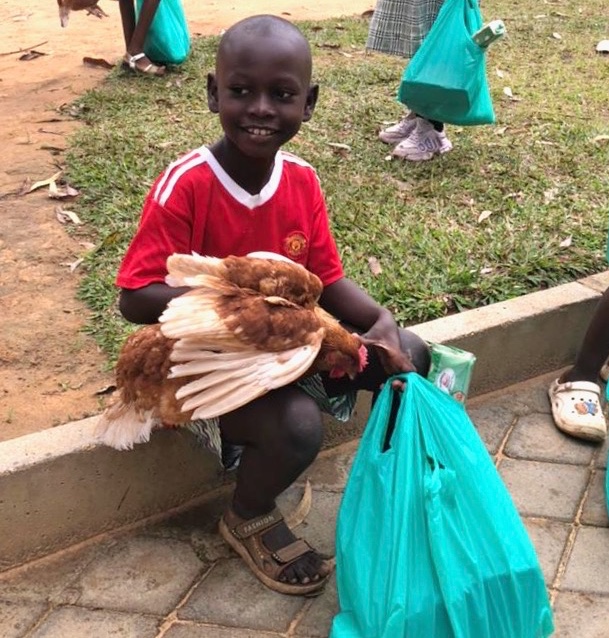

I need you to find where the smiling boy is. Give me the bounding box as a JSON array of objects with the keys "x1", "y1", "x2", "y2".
[{"x1": 116, "y1": 15, "x2": 430, "y2": 596}]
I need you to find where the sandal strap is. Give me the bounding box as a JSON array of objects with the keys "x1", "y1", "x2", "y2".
[
  {"x1": 232, "y1": 508, "x2": 284, "y2": 539},
  {"x1": 126, "y1": 52, "x2": 146, "y2": 64},
  {"x1": 272, "y1": 539, "x2": 312, "y2": 564}
]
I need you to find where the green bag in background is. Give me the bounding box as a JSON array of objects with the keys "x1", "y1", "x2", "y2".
[
  {"x1": 398, "y1": 0, "x2": 494, "y2": 125},
  {"x1": 136, "y1": 0, "x2": 190, "y2": 65},
  {"x1": 331, "y1": 374, "x2": 554, "y2": 638}
]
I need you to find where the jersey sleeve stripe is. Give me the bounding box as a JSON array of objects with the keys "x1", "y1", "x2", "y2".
[{"x1": 153, "y1": 147, "x2": 208, "y2": 205}]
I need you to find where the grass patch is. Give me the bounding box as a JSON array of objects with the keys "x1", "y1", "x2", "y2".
[{"x1": 65, "y1": 0, "x2": 609, "y2": 363}]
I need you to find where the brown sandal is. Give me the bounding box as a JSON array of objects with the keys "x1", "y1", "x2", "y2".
[{"x1": 218, "y1": 507, "x2": 334, "y2": 596}]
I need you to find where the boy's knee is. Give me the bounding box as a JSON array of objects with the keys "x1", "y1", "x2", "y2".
[
  {"x1": 398, "y1": 329, "x2": 430, "y2": 377},
  {"x1": 278, "y1": 394, "x2": 324, "y2": 461}
]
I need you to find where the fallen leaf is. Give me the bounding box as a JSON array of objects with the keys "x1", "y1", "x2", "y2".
[
  {"x1": 503, "y1": 86, "x2": 513, "y2": 98},
  {"x1": 361, "y1": 9, "x2": 374, "y2": 18},
  {"x1": 18, "y1": 177, "x2": 32, "y2": 195},
  {"x1": 496, "y1": 68, "x2": 505, "y2": 78},
  {"x1": 494, "y1": 126, "x2": 507, "y2": 135},
  {"x1": 544, "y1": 188, "x2": 559, "y2": 204},
  {"x1": 327, "y1": 142, "x2": 351, "y2": 151},
  {"x1": 317, "y1": 43, "x2": 340, "y2": 49},
  {"x1": 95, "y1": 384, "x2": 117, "y2": 396},
  {"x1": 339, "y1": 51, "x2": 353, "y2": 58},
  {"x1": 591, "y1": 134, "x2": 609, "y2": 143},
  {"x1": 68, "y1": 258, "x2": 84, "y2": 272},
  {"x1": 19, "y1": 50, "x2": 46, "y2": 61},
  {"x1": 368, "y1": 256, "x2": 382, "y2": 276},
  {"x1": 559, "y1": 236, "x2": 572, "y2": 248},
  {"x1": 552, "y1": 32, "x2": 562, "y2": 40},
  {"x1": 82, "y1": 56, "x2": 114, "y2": 70},
  {"x1": 49, "y1": 182, "x2": 80, "y2": 199},
  {"x1": 534, "y1": 14, "x2": 547, "y2": 19},
  {"x1": 22, "y1": 170, "x2": 63, "y2": 195},
  {"x1": 55, "y1": 206, "x2": 82, "y2": 225},
  {"x1": 384, "y1": 154, "x2": 393, "y2": 161},
  {"x1": 79, "y1": 241, "x2": 96, "y2": 251},
  {"x1": 477, "y1": 210, "x2": 493, "y2": 223},
  {"x1": 480, "y1": 267, "x2": 494, "y2": 275}
]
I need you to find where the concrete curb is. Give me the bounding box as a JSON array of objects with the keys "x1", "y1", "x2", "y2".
[{"x1": 1, "y1": 271, "x2": 607, "y2": 571}]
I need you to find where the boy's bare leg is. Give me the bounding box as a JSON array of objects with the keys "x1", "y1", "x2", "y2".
[
  {"x1": 560, "y1": 287, "x2": 609, "y2": 383},
  {"x1": 117, "y1": 0, "x2": 136, "y2": 48},
  {"x1": 219, "y1": 386, "x2": 326, "y2": 585}
]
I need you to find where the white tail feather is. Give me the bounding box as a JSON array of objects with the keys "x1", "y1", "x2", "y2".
[{"x1": 95, "y1": 402, "x2": 157, "y2": 451}]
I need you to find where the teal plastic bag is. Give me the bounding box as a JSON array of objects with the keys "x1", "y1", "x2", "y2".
[
  {"x1": 331, "y1": 374, "x2": 554, "y2": 638},
  {"x1": 397, "y1": 0, "x2": 494, "y2": 125},
  {"x1": 136, "y1": 0, "x2": 190, "y2": 65}
]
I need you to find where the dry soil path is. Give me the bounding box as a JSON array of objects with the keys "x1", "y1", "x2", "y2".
[{"x1": 0, "y1": 0, "x2": 373, "y2": 441}]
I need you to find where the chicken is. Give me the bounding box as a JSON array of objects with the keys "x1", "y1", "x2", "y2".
[
  {"x1": 96, "y1": 252, "x2": 368, "y2": 450},
  {"x1": 57, "y1": 0, "x2": 108, "y2": 28}
]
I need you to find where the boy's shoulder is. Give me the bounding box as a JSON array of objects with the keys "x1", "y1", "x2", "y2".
[{"x1": 279, "y1": 151, "x2": 321, "y2": 184}]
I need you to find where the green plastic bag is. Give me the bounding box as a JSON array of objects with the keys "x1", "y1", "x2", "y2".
[
  {"x1": 331, "y1": 374, "x2": 554, "y2": 638},
  {"x1": 398, "y1": 0, "x2": 494, "y2": 125},
  {"x1": 136, "y1": 0, "x2": 190, "y2": 65}
]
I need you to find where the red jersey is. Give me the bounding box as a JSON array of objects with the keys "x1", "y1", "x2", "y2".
[{"x1": 116, "y1": 146, "x2": 344, "y2": 289}]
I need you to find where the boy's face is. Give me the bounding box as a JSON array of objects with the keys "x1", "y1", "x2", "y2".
[{"x1": 208, "y1": 34, "x2": 318, "y2": 160}]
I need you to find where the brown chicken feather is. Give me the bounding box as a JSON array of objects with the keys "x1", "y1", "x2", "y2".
[
  {"x1": 96, "y1": 253, "x2": 367, "y2": 450},
  {"x1": 57, "y1": 0, "x2": 107, "y2": 27}
]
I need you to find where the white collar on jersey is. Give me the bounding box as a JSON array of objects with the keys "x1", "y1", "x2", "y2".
[{"x1": 201, "y1": 146, "x2": 284, "y2": 210}]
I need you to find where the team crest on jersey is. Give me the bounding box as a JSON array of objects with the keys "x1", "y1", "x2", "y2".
[{"x1": 284, "y1": 232, "x2": 308, "y2": 259}]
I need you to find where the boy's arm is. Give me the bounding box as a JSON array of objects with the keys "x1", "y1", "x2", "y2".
[
  {"x1": 319, "y1": 277, "x2": 414, "y2": 374},
  {"x1": 119, "y1": 283, "x2": 190, "y2": 324}
]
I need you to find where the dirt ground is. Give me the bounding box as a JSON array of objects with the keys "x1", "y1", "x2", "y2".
[{"x1": 0, "y1": 0, "x2": 373, "y2": 442}]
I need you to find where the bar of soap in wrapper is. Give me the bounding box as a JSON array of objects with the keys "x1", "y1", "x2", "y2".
[{"x1": 426, "y1": 343, "x2": 476, "y2": 404}]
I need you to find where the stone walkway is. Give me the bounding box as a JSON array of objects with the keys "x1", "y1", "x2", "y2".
[{"x1": 1, "y1": 371, "x2": 608, "y2": 638}]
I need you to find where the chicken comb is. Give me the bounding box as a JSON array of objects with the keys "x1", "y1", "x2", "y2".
[{"x1": 357, "y1": 344, "x2": 369, "y2": 372}]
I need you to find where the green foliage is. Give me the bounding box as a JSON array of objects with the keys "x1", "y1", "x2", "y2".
[{"x1": 65, "y1": 3, "x2": 609, "y2": 362}]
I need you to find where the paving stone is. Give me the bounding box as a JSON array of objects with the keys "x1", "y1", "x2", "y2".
[
  {"x1": 595, "y1": 435, "x2": 608, "y2": 469},
  {"x1": 75, "y1": 536, "x2": 202, "y2": 615},
  {"x1": 562, "y1": 526, "x2": 609, "y2": 593},
  {"x1": 505, "y1": 413, "x2": 596, "y2": 465},
  {"x1": 179, "y1": 559, "x2": 304, "y2": 632},
  {"x1": 294, "y1": 576, "x2": 338, "y2": 637},
  {"x1": 28, "y1": 606, "x2": 159, "y2": 638},
  {"x1": 143, "y1": 490, "x2": 230, "y2": 542},
  {"x1": 498, "y1": 459, "x2": 589, "y2": 520},
  {"x1": 164, "y1": 623, "x2": 282, "y2": 637},
  {"x1": 291, "y1": 491, "x2": 342, "y2": 557},
  {"x1": 552, "y1": 591, "x2": 609, "y2": 637},
  {"x1": 0, "y1": 543, "x2": 105, "y2": 605},
  {"x1": 299, "y1": 441, "x2": 359, "y2": 492},
  {"x1": 487, "y1": 373, "x2": 555, "y2": 416},
  {"x1": 0, "y1": 599, "x2": 47, "y2": 638},
  {"x1": 523, "y1": 518, "x2": 570, "y2": 586},
  {"x1": 581, "y1": 470, "x2": 609, "y2": 527},
  {"x1": 466, "y1": 403, "x2": 514, "y2": 454}
]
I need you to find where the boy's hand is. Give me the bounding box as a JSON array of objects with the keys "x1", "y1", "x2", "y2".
[{"x1": 360, "y1": 310, "x2": 415, "y2": 390}]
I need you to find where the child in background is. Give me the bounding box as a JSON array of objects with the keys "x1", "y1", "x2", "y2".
[
  {"x1": 548, "y1": 286, "x2": 609, "y2": 442},
  {"x1": 119, "y1": 0, "x2": 165, "y2": 76},
  {"x1": 367, "y1": 0, "x2": 452, "y2": 161},
  {"x1": 116, "y1": 15, "x2": 430, "y2": 596}
]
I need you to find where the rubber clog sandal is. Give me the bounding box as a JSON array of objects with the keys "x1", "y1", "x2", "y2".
[
  {"x1": 218, "y1": 507, "x2": 334, "y2": 596},
  {"x1": 548, "y1": 379, "x2": 607, "y2": 442},
  {"x1": 122, "y1": 52, "x2": 165, "y2": 77}
]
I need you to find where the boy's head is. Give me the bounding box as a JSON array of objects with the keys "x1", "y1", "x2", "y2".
[{"x1": 207, "y1": 15, "x2": 318, "y2": 160}]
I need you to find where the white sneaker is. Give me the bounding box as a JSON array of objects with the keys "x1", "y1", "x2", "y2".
[
  {"x1": 378, "y1": 112, "x2": 417, "y2": 144},
  {"x1": 391, "y1": 118, "x2": 453, "y2": 161}
]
